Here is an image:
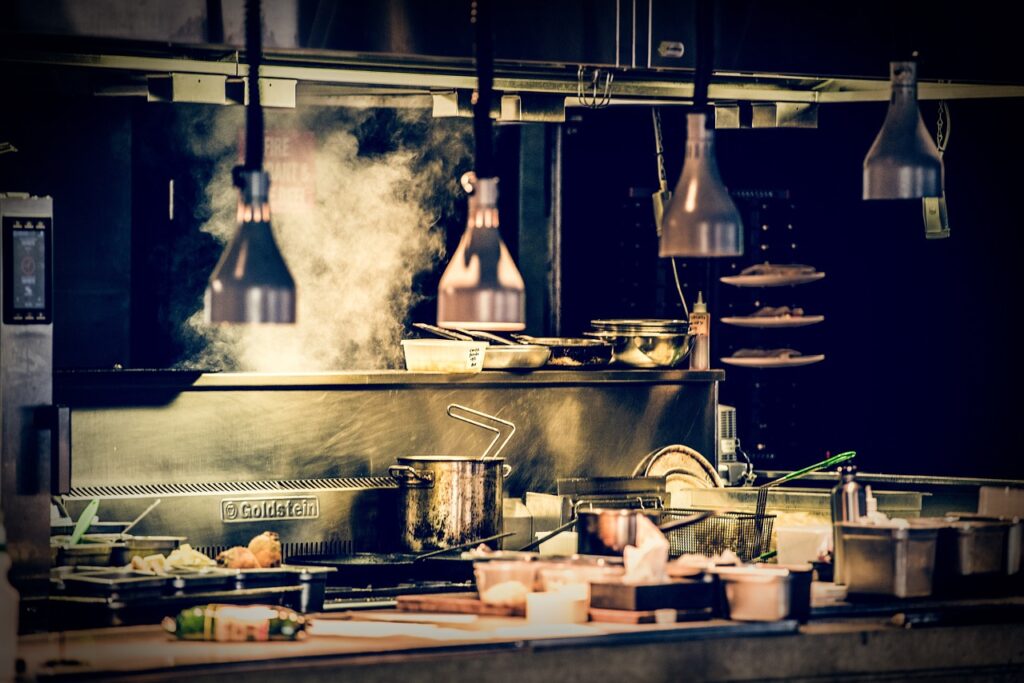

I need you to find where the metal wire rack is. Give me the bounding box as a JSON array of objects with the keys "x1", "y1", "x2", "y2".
[{"x1": 662, "y1": 508, "x2": 775, "y2": 562}]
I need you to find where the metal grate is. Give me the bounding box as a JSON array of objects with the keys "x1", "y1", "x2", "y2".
[
  {"x1": 194, "y1": 540, "x2": 353, "y2": 562},
  {"x1": 66, "y1": 477, "x2": 397, "y2": 499},
  {"x1": 662, "y1": 508, "x2": 774, "y2": 562},
  {"x1": 572, "y1": 495, "x2": 665, "y2": 512}
]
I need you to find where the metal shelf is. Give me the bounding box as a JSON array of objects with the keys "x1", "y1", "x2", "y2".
[{"x1": 54, "y1": 368, "x2": 726, "y2": 392}]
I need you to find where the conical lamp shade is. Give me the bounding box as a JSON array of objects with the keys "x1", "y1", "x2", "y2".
[
  {"x1": 205, "y1": 170, "x2": 296, "y2": 324},
  {"x1": 660, "y1": 112, "x2": 743, "y2": 258},
  {"x1": 437, "y1": 177, "x2": 525, "y2": 331},
  {"x1": 863, "y1": 61, "x2": 943, "y2": 200}
]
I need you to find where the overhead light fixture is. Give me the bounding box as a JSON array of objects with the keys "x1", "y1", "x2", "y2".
[
  {"x1": 863, "y1": 61, "x2": 944, "y2": 200},
  {"x1": 659, "y1": 0, "x2": 743, "y2": 258},
  {"x1": 436, "y1": 0, "x2": 525, "y2": 331},
  {"x1": 205, "y1": 0, "x2": 296, "y2": 324},
  {"x1": 437, "y1": 173, "x2": 525, "y2": 331},
  {"x1": 660, "y1": 112, "x2": 744, "y2": 257}
]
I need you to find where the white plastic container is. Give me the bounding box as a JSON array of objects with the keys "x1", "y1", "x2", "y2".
[
  {"x1": 401, "y1": 339, "x2": 487, "y2": 373},
  {"x1": 474, "y1": 561, "x2": 539, "y2": 607},
  {"x1": 526, "y1": 591, "x2": 588, "y2": 624},
  {"x1": 712, "y1": 566, "x2": 791, "y2": 622},
  {"x1": 776, "y1": 524, "x2": 832, "y2": 566},
  {"x1": 978, "y1": 487, "x2": 1024, "y2": 518},
  {"x1": 534, "y1": 531, "x2": 578, "y2": 557}
]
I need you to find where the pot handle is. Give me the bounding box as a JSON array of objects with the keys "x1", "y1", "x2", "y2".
[
  {"x1": 502, "y1": 464, "x2": 513, "y2": 478},
  {"x1": 388, "y1": 465, "x2": 434, "y2": 488},
  {"x1": 446, "y1": 404, "x2": 516, "y2": 461}
]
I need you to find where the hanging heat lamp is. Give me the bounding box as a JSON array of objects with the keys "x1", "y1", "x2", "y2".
[
  {"x1": 205, "y1": 0, "x2": 296, "y2": 324},
  {"x1": 863, "y1": 60, "x2": 944, "y2": 200},
  {"x1": 436, "y1": 0, "x2": 525, "y2": 331},
  {"x1": 659, "y1": 0, "x2": 743, "y2": 258}
]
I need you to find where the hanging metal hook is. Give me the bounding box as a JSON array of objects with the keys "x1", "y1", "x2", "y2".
[{"x1": 576, "y1": 66, "x2": 614, "y2": 109}]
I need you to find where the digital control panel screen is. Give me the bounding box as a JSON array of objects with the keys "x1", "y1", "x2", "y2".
[
  {"x1": 3, "y1": 215, "x2": 52, "y2": 324},
  {"x1": 13, "y1": 229, "x2": 45, "y2": 309}
]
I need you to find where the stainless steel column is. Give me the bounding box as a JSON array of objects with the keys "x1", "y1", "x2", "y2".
[{"x1": 0, "y1": 194, "x2": 54, "y2": 593}]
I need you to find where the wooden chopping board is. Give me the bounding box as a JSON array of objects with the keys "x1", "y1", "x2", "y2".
[
  {"x1": 397, "y1": 592, "x2": 525, "y2": 617},
  {"x1": 396, "y1": 593, "x2": 714, "y2": 625}
]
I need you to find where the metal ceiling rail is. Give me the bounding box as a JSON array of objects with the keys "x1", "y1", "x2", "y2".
[{"x1": 3, "y1": 50, "x2": 1024, "y2": 105}]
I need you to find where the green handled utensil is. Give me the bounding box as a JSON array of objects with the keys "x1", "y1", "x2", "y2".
[
  {"x1": 763, "y1": 451, "x2": 857, "y2": 489},
  {"x1": 69, "y1": 498, "x2": 100, "y2": 545},
  {"x1": 753, "y1": 451, "x2": 857, "y2": 540}
]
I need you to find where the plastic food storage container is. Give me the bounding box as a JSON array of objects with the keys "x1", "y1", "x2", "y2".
[
  {"x1": 711, "y1": 566, "x2": 791, "y2": 622},
  {"x1": 474, "y1": 561, "x2": 539, "y2": 607},
  {"x1": 776, "y1": 524, "x2": 832, "y2": 566},
  {"x1": 538, "y1": 564, "x2": 624, "y2": 600},
  {"x1": 534, "y1": 531, "x2": 578, "y2": 557},
  {"x1": 526, "y1": 590, "x2": 589, "y2": 624},
  {"x1": 755, "y1": 563, "x2": 813, "y2": 622},
  {"x1": 836, "y1": 522, "x2": 938, "y2": 598},
  {"x1": 910, "y1": 517, "x2": 1021, "y2": 594},
  {"x1": 401, "y1": 339, "x2": 487, "y2": 373},
  {"x1": 978, "y1": 487, "x2": 1024, "y2": 518}
]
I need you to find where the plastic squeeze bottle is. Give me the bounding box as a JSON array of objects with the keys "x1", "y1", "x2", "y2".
[{"x1": 689, "y1": 291, "x2": 710, "y2": 370}]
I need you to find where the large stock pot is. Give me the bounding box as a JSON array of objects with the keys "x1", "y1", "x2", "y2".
[
  {"x1": 389, "y1": 456, "x2": 511, "y2": 552},
  {"x1": 388, "y1": 405, "x2": 515, "y2": 553}
]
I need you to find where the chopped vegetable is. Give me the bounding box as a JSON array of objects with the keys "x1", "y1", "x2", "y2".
[
  {"x1": 248, "y1": 531, "x2": 282, "y2": 568},
  {"x1": 167, "y1": 543, "x2": 217, "y2": 569},
  {"x1": 216, "y1": 546, "x2": 261, "y2": 569},
  {"x1": 124, "y1": 543, "x2": 215, "y2": 574}
]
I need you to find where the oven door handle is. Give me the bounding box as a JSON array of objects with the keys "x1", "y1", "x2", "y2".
[{"x1": 36, "y1": 404, "x2": 71, "y2": 495}]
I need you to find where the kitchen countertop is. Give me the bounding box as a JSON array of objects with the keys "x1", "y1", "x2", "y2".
[
  {"x1": 18, "y1": 597, "x2": 1024, "y2": 682},
  {"x1": 18, "y1": 615, "x2": 792, "y2": 679}
]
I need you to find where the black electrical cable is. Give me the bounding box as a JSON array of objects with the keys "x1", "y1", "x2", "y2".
[
  {"x1": 244, "y1": 0, "x2": 264, "y2": 171},
  {"x1": 692, "y1": 0, "x2": 714, "y2": 116},
  {"x1": 472, "y1": 0, "x2": 495, "y2": 178}
]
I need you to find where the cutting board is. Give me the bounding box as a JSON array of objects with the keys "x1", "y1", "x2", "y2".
[
  {"x1": 397, "y1": 592, "x2": 526, "y2": 617},
  {"x1": 396, "y1": 593, "x2": 716, "y2": 625},
  {"x1": 589, "y1": 579, "x2": 716, "y2": 612},
  {"x1": 588, "y1": 607, "x2": 674, "y2": 624},
  {"x1": 588, "y1": 607, "x2": 714, "y2": 624}
]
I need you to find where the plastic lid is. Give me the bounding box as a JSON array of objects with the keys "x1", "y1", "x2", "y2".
[{"x1": 693, "y1": 291, "x2": 707, "y2": 314}]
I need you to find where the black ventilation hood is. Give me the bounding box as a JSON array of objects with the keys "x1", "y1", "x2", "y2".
[{"x1": 3, "y1": 0, "x2": 1023, "y2": 119}]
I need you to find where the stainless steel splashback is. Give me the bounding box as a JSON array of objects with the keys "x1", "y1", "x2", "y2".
[
  {"x1": 58, "y1": 370, "x2": 720, "y2": 492},
  {"x1": 56, "y1": 369, "x2": 721, "y2": 550}
]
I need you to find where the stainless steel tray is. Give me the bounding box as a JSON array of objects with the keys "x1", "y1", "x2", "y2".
[
  {"x1": 58, "y1": 570, "x2": 170, "y2": 598},
  {"x1": 50, "y1": 540, "x2": 127, "y2": 569},
  {"x1": 836, "y1": 523, "x2": 939, "y2": 598}
]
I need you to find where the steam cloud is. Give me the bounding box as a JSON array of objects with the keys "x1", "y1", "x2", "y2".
[{"x1": 178, "y1": 107, "x2": 472, "y2": 371}]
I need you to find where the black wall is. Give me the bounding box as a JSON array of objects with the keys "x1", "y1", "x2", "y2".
[
  {"x1": 560, "y1": 99, "x2": 1024, "y2": 480},
  {"x1": 0, "y1": 96, "x2": 133, "y2": 369}
]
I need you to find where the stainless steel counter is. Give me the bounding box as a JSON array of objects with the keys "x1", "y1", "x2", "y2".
[{"x1": 55, "y1": 368, "x2": 725, "y2": 391}]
